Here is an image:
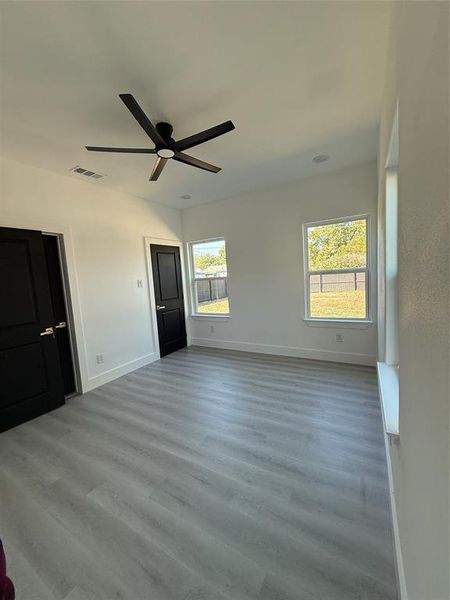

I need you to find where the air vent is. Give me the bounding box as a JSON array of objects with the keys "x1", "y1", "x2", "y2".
[
  {"x1": 69, "y1": 166, "x2": 106, "y2": 180},
  {"x1": 312, "y1": 154, "x2": 329, "y2": 164}
]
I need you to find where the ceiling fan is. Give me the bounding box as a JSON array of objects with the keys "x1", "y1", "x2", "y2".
[{"x1": 86, "y1": 94, "x2": 235, "y2": 181}]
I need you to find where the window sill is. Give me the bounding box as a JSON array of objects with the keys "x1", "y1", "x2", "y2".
[
  {"x1": 191, "y1": 314, "x2": 230, "y2": 319},
  {"x1": 377, "y1": 362, "x2": 399, "y2": 442},
  {"x1": 303, "y1": 318, "x2": 373, "y2": 329}
]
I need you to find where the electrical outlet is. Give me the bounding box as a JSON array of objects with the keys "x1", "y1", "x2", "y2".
[
  {"x1": 335, "y1": 334, "x2": 344, "y2": 343},
  {"x1": 96, "y1": 353, "x2": 104, "y2": 365},
  {"x1": 210, "y1": 325, "x2": 215, "y2": 333},
  {"x1": 137, "y1": 279, "x2": 143, "y2": 288}
]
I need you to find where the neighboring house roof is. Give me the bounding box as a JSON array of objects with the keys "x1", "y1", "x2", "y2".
[
  {"x1": 195, "y1": 264, "x2": 227, "y2": 277},
  {"x1": 202, "y1": 264, "x2": 227, "y2": 276}
]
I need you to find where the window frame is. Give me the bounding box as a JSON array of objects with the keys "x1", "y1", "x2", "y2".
[
  {"x1": 188, "y1": 237, "x2": 230, "y2": 318},
  {"x1": 302, "y1": 214, "x2": 371, "y2": 323}
]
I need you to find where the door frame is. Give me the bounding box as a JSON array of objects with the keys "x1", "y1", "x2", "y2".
[
  {"x1": 42, "y1": 232, "x2": 81, "y2": 395},
  {"x1": 1, "y1": 218, "x2": 85, "y2": 392},
  {"x1": 144, "y1": 236, "x2": 191, "y2": 358}
]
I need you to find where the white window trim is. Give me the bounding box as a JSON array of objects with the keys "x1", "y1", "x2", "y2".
[
  {"x1": 187, "y1": 237, "x2": 230, "y2": 318},
  {"x1": 384, "y1": 170, "x2": 399, "y2": 365},
  {"x1": 302, "y1": 214, "x2": 372, "y2": 324},
  {"x1": 377, "y1": 105, "x2": 400, "y2": 441}
]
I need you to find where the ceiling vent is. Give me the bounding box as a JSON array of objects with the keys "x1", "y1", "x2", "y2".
[{"x1": 69, "y1": 166, "x2": 105, "y2": 180}]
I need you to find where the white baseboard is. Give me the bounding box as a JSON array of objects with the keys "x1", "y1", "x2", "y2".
[
  {"x1": 191, "y1": 338, "x2": 376, "y2": 366},
  {"x1": 82, "y1": 352, "x2": 159, "y2": 392},
  {"x1": 383, "y1": 432, "x2": 408, "y2": 600}
]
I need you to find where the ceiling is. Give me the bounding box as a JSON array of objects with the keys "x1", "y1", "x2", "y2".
[{"x1": 0, "y1": 1, "x2": 391, "y2": 209}]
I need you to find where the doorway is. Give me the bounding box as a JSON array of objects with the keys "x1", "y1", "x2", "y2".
[
  {"x1": 0, "y1": 227, "x2": 78, "y2": 432},
  {"x1": 150, "y1": 244, "x2": 187, "y2": 357}
]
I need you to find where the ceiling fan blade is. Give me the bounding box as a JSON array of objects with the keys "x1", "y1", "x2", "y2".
[
  {"x1": 173, "y1": 152, "x2": 221, "y2": 173},
  {"x1": 175, "y1": 120, "x2": 235, "y2": 152},
  {"x1": 150, "y1": 157, "x2": 168, "y2": 181},
  {"x1": 86, "y1": 146, "x2": 155, "y2": 153},
  {"x1": 119, "y1": 93, "x2": 165, "y2": 146}
]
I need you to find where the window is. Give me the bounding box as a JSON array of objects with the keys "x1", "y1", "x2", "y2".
[
  {"x1": 304, "y1": 216, "x2": 369, "y2": 321},
  {"x1": 189, "y1": 238, "x2": 229, "y2": 315}
]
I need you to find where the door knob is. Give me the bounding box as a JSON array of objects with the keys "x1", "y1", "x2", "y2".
[
  {"x1": 156, "y1": 305, "x2": 166, "y2": 310},
  {"x1": 55, "y1": 321, "x2": 67, "y2": 329},
  {"x1": 40, "y1": 327, "x2": 54, "y2": 337}
]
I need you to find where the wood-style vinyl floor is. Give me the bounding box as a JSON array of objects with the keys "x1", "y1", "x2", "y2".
[{"x1": 0, "y1": 347, "x2": 397, "y2": 600}]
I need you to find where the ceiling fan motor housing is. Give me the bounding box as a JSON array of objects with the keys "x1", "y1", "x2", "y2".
[
  {"x1": 154, "y1": 122, "x2": 175, "y2": 158},
  {"x1": 156, "y1": 122, "x2": 174, "y2": 146}
]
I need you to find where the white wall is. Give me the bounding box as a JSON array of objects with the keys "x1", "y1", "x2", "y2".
[
  {"x1": 0, "y1": 156, "x2": 183, "y2": 392},
  {"x1": 182, "y1": 162, "x2": 378, "y2": 365},
  {"x1": 377, "y1": 2, "x2": 449, "y2": 599}
]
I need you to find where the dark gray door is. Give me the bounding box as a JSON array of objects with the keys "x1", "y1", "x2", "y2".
[{"x1": 150, "y1": 244, "x2": 187, "y2": 357}]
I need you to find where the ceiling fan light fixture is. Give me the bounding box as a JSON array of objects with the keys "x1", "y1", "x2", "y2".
[{"x1": 157, "y1": 148, "x2": 175, "y2": 159}]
